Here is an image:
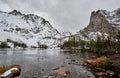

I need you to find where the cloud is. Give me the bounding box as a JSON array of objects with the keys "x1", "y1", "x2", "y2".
[{"x1": 0, "y1": 0, "x2": 120, "y2": 33}]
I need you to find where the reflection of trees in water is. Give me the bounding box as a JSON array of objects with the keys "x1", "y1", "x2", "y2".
[
  {"x1": 0, "y1": 51, "x2": 7, "y2": 54},
  {"x1": 63, "y1": 50, "x2": 95, "y2": 60}
]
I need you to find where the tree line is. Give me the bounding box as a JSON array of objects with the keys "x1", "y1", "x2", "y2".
[{"x1": 60, "y1": 31, "x2": 120, "y2": 56}]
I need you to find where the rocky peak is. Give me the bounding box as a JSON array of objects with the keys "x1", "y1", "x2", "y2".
[
  {"x1": 25, "y1": 14, "x2": 40, "y2": 20},
  {"x1": 113, "y1": 8, "x2": 120, "y2": 15},
  {"x1": 9, "y1": 9, "x2": 22, "y2": 15},
  {"x1": 81, "y1": 9, "x2": 111, "y2": 36},
  {"x1": 8, "y1": 10, "x2": 50, "y2": 26},
  {"x1": 74, "y1": 8, "x2": 120, "y2": 41},
  {"x1": 23, "y1": 14, "x2": 41, "y2": 23},
  {"x1": 88, "y1": 10, "x2": 106, "y2": 29}
]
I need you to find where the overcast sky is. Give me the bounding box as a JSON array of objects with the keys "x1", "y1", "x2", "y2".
[{"x1": 0, "y1": 0, "x2": 120, "y2": 33}]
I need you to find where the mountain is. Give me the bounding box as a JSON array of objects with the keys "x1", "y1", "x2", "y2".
[
  {"x1": 0, "y1": 10, "x2": 64, "y2": 48},
  {"x1": 74, "y1": 8, "x2": 120, "y2": 41}
]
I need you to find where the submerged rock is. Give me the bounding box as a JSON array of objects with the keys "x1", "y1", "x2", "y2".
[
  {"x1": 52, "y1": 67, "x2": 69, "y2": 76},
  {"x1": 43, "y1": 67, "x2": 69, "y2": 78}
]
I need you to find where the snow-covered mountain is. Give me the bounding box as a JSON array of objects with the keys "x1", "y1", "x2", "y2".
[
  {"x1": 73, "y1": 8, "x2": 120, "y2": 41},
  {"x1": 0, "y1": 10, "x2": 64, "y2": 48}
]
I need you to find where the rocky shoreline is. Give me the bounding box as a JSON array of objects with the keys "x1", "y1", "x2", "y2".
[{"x1": 85, "y1": 55, "x2": 120, "y2": 78}]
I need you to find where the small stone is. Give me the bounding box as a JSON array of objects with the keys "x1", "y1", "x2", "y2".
[
  {"x1": 68, "y1": 62, "x2": 71, "y2": 64},
  {"x1": 89, "y1": 76, "x2": 95, "y2": 78},
  {"x1": 118, "y1": 74, "x2": 120, "y2": 78},
  {"x1": 96, "y1": 72, "x2": 104, "y2": 76},
  {"x1": 82, "y1": 69, "x2": 87, "y2": 73},
  {"x1": 48, "y1": 76, "x2": 53, "y2": 78},
  {"x1": 106, "y1": 70, "x2": 114, "y2": 75},
  {"x1": 64, "y1": 73, "x2": 67, "y2": 76},
  {"x1": 61, "y1": 65, "x2": 64, "y2": 67},
  {"x1": 52, "y1": 67, "x2": 69, "y2": 76},
  {"x1": 42, "y1": 75, "x2": 48, "y2": 78},
  {"x1": 42, "y1": 69, "x2": 44, "y2": 71},
  {"x1": 87, "y1": 68, "x2": 91, "y2": 71},
  {"x1": 53, "y1": 67, "x2": 59, "y2": 70},
  {"x1": 91, "y1": 56, "x2": 96, "y2": 58},
  {"x1": 71, "y1": 59, "x2": 76, "y2": 62},
  {"x1": 66, "y1": 57, "x2": 69, "y2": 59}
]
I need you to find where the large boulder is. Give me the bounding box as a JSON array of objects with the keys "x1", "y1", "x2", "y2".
[{"x1": 0, "y1": 64, "x2": 21, "y2": 78}]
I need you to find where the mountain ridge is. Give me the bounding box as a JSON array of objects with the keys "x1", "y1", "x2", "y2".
[
  {"x1": 0, "y1": 9, "x2": 65, "y2": 48},
  {"x1": 73, "y1": 8, "x2": 120, "y2": 41}
]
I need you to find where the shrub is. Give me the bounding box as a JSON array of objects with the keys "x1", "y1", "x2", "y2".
[
  {"x1": 99, "y1": 59, "x2": 115, "y2": 71},
  {"x1": 60, "y1": 41, "x2": 81, "y2": 49},
  {"x1": 6, "y1": 39, "x2": 27, "y2": 48},
  {"x1": 99, "y1": 49, "x2": 109, "y2": 56},
  {"x1": 14, "y1": 42, "x2": 27, "y2": 48},
  {"x1": 37, "y1": 42, "x2": 48, "y2": 49},
  {"x1": 86, "y1": 56, "x2": 115, "y2": 71},
  {"x1": 0, "y1": 42, "x2": 10, "y2": 48},
  {"x1": 38, "y1": 44, "x2": 48, "y2": 49},
  {"x1": 6, "y1": 39, "x2": 12, "y2": 42},
  {"x1": 91, "y1": 56, "x2": 108, "y2": 66}
]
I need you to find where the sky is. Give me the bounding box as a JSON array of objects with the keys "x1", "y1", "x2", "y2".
[{"x1": 0, "y1": 0, "x2": 120, "y2": 33}]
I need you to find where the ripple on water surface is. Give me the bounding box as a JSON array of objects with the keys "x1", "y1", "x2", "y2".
[{"x1": 0, "y1": 49, "x2": 95, "y2": 78}]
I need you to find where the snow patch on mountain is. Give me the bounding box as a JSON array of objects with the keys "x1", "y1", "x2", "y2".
[
  {"x1": 100, "y1": 8, "x2": 120, "y2": 29},
  {"x1": 0, "y1": 10, "x2": 65, "y2": 48}
]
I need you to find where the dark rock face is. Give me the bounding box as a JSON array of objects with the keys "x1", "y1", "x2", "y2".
[
  {"x1": 82, "y1": 10, "x2": 119, "y2": 38},
  {"x1": 74, "y1": 8, "x2": 120, "y2": 40},
  {"x1": 9, "y1": 9, "x2": 22, "y2": 16}
]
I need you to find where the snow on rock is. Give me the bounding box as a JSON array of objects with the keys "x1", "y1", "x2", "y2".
[
  {"x1": 100, "y1": 8, "x2": 120, "y2": 29},
  {"x1": 0, "y1": 68, "x2": 18, "y2": 77},
  {"x1": 74, "y1": 8, "x2": 120, "y2": 41},
  {"x1": 88, "y1": 32, "x2": 108, "y2": 40},
  {"x1": 0, "y1": 64, "x2": 21, "y2": 78}
]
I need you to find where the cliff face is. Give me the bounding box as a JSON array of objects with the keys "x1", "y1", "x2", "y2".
[
  {"x1": 76, "y1": 8, "x2": 120, "y2": 40},
  {"x1": 84, "y1": 10, "x2": 119, "y2": 35}
]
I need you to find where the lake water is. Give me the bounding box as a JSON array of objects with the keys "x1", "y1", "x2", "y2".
[{"x1": 0, "y1": 48, "x2": 95, "y2": 78}]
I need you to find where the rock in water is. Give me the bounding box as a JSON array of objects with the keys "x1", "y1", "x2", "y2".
[{"x1": 0, "y1": 64, "x2": 21, "y2": 78}]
